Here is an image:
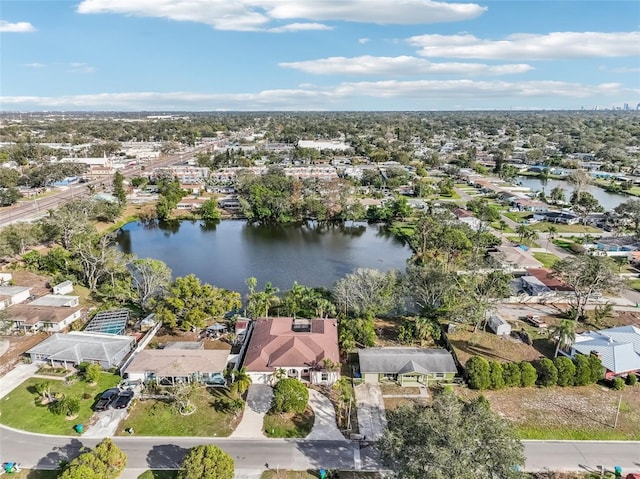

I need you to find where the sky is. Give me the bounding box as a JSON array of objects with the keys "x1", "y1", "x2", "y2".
[{"x1": 1, "y1": 0, "x2": 639, "y2": 111}]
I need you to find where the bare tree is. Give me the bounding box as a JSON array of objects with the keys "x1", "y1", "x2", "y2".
[{"x1": 130, "y1": 258, "x2": 172, "y2": 309}]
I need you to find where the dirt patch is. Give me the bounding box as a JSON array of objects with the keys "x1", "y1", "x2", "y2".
[
  {"x1": 0, "y1": 333, "x2": 47, "y2": 376},
  {"x1": 383, "y1": 396, "x2": 428, "y2": 410},
  {"x1": 446, "y1": 325, "x2": 546, "y2": 365},
  {"x1": 7, "y1": 270, "x2": 52, "y2": 298},
  {"x1": 373, "y1": 317, "x2": 402, "y2": 346},
  {"x1": 457, "y1": 384, "x2": 640, "y2": 439}
]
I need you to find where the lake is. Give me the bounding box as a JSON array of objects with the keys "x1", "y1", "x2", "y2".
[
  {"x1": 116, "y1": 220, "x2": 412, "y2": 294},
  {"x1": 516, "y1": 177, "x2": 627, "y2": 211}
]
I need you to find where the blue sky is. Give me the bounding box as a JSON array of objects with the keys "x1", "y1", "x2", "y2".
[{"x1": 1, "y1": 0, "x2": 639, "y2": 111}]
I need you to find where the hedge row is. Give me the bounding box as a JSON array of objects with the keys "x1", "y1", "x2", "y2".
[{"x1": 464, "y1": 355, "x2": 608, "y2": 390}]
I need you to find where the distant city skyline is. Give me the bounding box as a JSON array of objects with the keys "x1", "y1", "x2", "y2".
[{"x1": 1, "y1": 0, "x2": 639, "y2": 111}]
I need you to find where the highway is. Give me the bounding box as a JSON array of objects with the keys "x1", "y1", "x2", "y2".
[{"x1": 0, "y1": 146, "x2": 206, "y2": 228}]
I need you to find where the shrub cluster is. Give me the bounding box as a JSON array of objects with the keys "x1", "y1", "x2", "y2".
[{"x1": 464, "y1": 354, "x2": 606, "y2": 390}]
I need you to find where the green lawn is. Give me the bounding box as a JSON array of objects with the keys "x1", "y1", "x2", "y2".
[
  {"x1": 503, "y1": 211, "x2": 531, "y2": 223},
  {"x1": 0, "y1": 470, "x2": 59, "y2": 479},
  {"x1": 627, "y1": 279, "x2": 640, "y2": 292},
  {"x1": 264, "y1": 407, "x2": 315, "y2": 438},
  {"x1": 532, "y1": 252, "x2": 560, "y2": 268},
  {"x1": 119, "y1": 387, "x2": 239, "y2": 437},
  {"x1": 137, "y1": 471, "x2": 178, "y2": 479},
  {"x1": 490, "y1": 221, "x2": 514, "y2": 233},
  {"x1": 0, "y1": 373, "x2": 120, "y2": 435}
]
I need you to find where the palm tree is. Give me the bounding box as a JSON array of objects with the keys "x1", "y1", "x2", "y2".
[
  {"x1": 515, "y1": 223, "x2": 530, "y2": 243},
  {"x1": 498, "y1": 219, "x2": 508, "y2": 232},
  {"x1": 229, "y1": 367, "x2": 252, "y2": 396},
  {"x1": 551, "y1": 319, "x2": 576, "y2": 358},
  {"x1": 546, "y1": 225, "x2": 557, "y2": 239}
]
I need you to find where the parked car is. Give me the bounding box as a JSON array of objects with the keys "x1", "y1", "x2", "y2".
[
  {"x1": 112, "y1": 390, "x2": 135, "y2": 410},
  {"x1": 93, "y1": 388, "x2": 120, "y2": 411}
]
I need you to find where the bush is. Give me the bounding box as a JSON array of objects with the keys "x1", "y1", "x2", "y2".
[
  {"x1": 502, "y1": 362, "x2": 521, "y2": 388},
  {"x1": 50, "y1": 396, "x2": 81, "y2": 417},
  {"x1": 84, "y1": 364, "x2": 102, "y2": 384},
  {"x1": 465, "y1": 356, "x2": 491, "y2": 390},
  {"x1": 519, "y1": 361, "x2": 538, "y2": 387},
  {"x1": 272, "y1": 378, "x2": 309, "y2": 414},
  {"x1": 611, "y1": 377, "x2": 625, "y2": 390},
  {"x1": 573, "y1": 354, "x2": 593, "y2": 386},
  {"x1": 535, "y1": 358, "x2": 558, "y2": 387},
  {"x1": 554, "y1": 357, "x2": 576, "y2": 387},
  {"x1": 627, "y1": 373, "x2": 638, "y2": 386},
  {"x1": 488, "y1": 361, "x2": 505, "y2": 390},
  {"x1": 588, "y1": 355, "x2": 604, "y2": 383}
]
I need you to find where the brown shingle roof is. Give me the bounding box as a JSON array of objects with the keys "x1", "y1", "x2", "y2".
[
  {"x1": 526, "y1": 268, "x2": 572, "y2": 291},
  {"x1": 124, "y1": 348, "x2": 229, "y2": 377},
  {"x1": 243, "y1": 317, "x2": 339, "y2": 372},
  {"x1": 7, "y1": 305, "x2": 83, "y2": 326}
]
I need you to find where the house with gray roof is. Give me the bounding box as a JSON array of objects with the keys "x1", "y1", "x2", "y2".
[
  {"x1": 571, "y1": 325, "x2": 640, "y2": 379},
  {"x1": 358, "y1": 347, "x2": 458, "y2": 387},
  {"x1": 26, "y1": 331, "x2": 135, "y2": 369}
]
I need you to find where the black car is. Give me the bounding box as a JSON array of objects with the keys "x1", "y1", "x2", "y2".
[
  {"x1": 112, "y1": 389, "x2": 134, "y2": 409},
  {"x1": 93, "y1": 388, "x2": 120, "y2": 411}
]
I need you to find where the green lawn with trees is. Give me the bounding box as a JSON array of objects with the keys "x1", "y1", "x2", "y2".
[{"x1": 0, "y1": 373, "x2": 120, "y2": 435}]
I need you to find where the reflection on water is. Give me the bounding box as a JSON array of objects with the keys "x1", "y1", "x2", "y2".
[
  {"x1": 517, "y1": 177, "x2": 626, "y2": 211},
  {"x1": 115, "y1": 219, "x2": 412, "y2": 293}
]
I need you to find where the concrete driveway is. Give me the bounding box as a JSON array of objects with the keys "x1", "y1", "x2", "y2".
[
  {"x1": 306, "y1": 388, "x2": 346, "y2": 441},
  {"x1": 0, "y1": 363, "x2": 39, "y2": 399},
  {"x1": 83, "y1": 406, "x2": 131, "y2": 438},
  {"x1": 231, "y1": 384, "x2": 273, "y2": 438},
  {"x1": 354, "y1": 383, "x2": 387, "y2": 441}
]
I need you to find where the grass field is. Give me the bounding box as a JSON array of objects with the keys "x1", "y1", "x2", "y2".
[
  {"x1": 0, "y1": 373, "x2": 120, "y2": 435},
  {"x1": 531, "y1": 222, "x2": 601, "y2": 233},
  {"x1": 532, "y1": 252, "x2": 560, "y2": 268},
  {"x1": 118, "y1": 387, "x2": 240, "y2": 437}
]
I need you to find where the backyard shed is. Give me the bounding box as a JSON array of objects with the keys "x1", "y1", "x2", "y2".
[
  {"x1": 52, "y1": 280, "x2": 74, "y2": 295},
  {"x1": 487, "y1": 315, "x2": 512, "y2": 336}
]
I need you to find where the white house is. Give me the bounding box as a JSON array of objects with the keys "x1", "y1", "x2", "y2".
[
  {"x1": 0, "y1": 286, "x2": 32, "y2": 311},
  {"x1": 52, "y1": 280, "x2": 74, "y2": 295}
]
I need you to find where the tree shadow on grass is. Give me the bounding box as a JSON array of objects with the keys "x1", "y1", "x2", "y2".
[{"x1": 146, "y1": 444, "x2": 189, "y2": 469}]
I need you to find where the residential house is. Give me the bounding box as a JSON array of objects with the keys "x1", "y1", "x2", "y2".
[
  {"x1": 451, "y1": 208, "x2": 481, "y2": 230},
  {"x1": 358, "y1": 348, "x2": 457, "y2": 387},
  {"x1": 571, "y1": 326, "x2": 640, "y2": 379},
  {"x1": 8, "y1": 303, "x2": 83, "y2": 333},
  {"x1": 489, "y1": 246, "x2": 543, "y2": 273},
  {"x1": 243, "y1": 317, "x2": 340, "y2": 386},
  {"x1": 26, "y1": 331, "x2": 135, "y2": 369},
  {"x1": 525, "y1": 268, "x2": 573, "y2": 293},
  {"x1": 52, "y1": 280, "x2": 74, "y2": 295},
  {"x1": 0, "y1": 286, "x2": 32, "y2": 311},
  {"x1": 124, "y1": 345, "x2": 229, "y2": 386}
]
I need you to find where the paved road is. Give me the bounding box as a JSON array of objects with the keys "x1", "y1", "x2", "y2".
[
  {"x1": 0, "y1": 146, "x2": 208, "y2": 228},
  {"x1": 1, "y1": 424, "x2": 639, "y2": 473}
]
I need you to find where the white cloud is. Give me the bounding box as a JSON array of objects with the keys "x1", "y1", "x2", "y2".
[
  {"x1": 68, "y1": 63, "x2": 96, "y2": 74},
  {"x1": 408, "y1": 31, "x2": 640, "y2": 59},
  {"x1": 599, "y1": 66, "x2": 640, "y2": 73},
  {"x1": 268, "y1": 23, "x2": 332, "y2": 33},
  {"x1": 76, "y1": 0, "x2": 487, "y2": 31},
  {"x1": 1, "y1": 80, "x2": 636, "y2": 111},
  {"x1": 279, "y1": 55, "x2": 533, "y2": 76},
  {"x1": 23, "y1": 63, "x2": 45, "y2": 68},
  {"x1": 358, "y1": 38, "x2": 370, "y2": 44},
  {"x1": 0, "y1": 20, "x2": 36, "y2": 33}
]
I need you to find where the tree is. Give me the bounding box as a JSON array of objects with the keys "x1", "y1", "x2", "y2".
[
  {"x1": 246, "y1": 279, "x2": 281, "y2": 318},
  {"x1": 573, "y1": 354, "x2": 593, "y2": 386},
  {"x1": 570, "y1": 191, "x2": 601, "y2": 224},
  {"x1": 551, "y1": 255, "x2": 621, "y2": 321},
  {"x1": 84, "y1": 364, "x2": 102, "y2": 384},
  {"x1": 0, "y1": 187, "x2": 22, "y2": 206},
  {"x1": 379, "y1": 389, "x2": 524, "y2": 479},
  {"x1": 589, "y1": 354, "x2": 604, "y2": 383},
  {"x1": 614, "y1": 199, "x2": 640, "y2": 237},
  {"x1": 112, "y1": 171, "x2": 126, "y2": 205},
  {"x1": 333, "y1": 268, "x2": 400, "y2": 317},
  {"x1": 51, "y1": 395, "x2": 81, "y2": 417},
  {"x1": 554, "y1": 357, "x2": 576, "y2": 387},
  {"x1": 34, "y1": 381, "x2": 55, "y2": 403},
  {"x1": 229, "y1": 367, "x2": 252, "y2": 396},
  {"x1": 567, "y1": 169, "x2": 591, "y2": 197},
  {"x1": 156, "y1": 274, "x2": 242, "y2": 330},
  {"x1": 177, "y1": 445, "x2": 234, "y2": 479},
  {"x1": 70, "y1": 233, "x2": 122, "y2": 290},
  {"x1": 520, "y1": 361, "x2": 538, "y2": 387},
  {"x1": 551, "y1": 319, "x2": 576, "y2": 357},
  {"x1": 549, "y1": 186, "x2": 565, "y2": 204},
  {"x1": 535, "y1": 358, "x2": 558, "y2": 387},
  {"x1": 465, "y1": 356, "x2": 491, "y2": 390},
  {"x1": 403, "y1": 263, "x2": 455, "y2": 316},
  {"x1": 199, "y1": 199, "x2": 221, "y2": 222},
  {"x1": 130, "y1": 258, "x2": 172, "y2": 309},
  {"x1": 272, "y1": 378, "x2": 308, "y2": 414}
]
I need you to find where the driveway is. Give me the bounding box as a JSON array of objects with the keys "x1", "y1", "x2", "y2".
[
  {"x1": 306, "y1": 388, "x2": 346, "y2": 441},
  {"x1": 0, "y1": 363, "x2": 39, "y2": 399},
  {"x1": 83, "y1": 407, "x2": 131, "y2": 438},
  {"x1": 353, "y1": 383, "x2": 386, "y2": 441},
  {"x1": 230, "y1": 384, "x2": 273, "y2": 438}
]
